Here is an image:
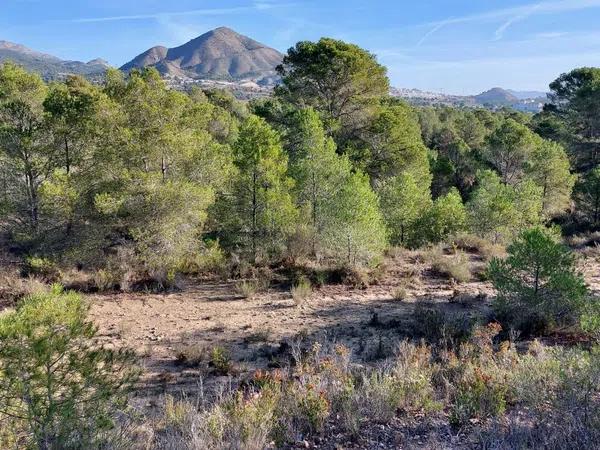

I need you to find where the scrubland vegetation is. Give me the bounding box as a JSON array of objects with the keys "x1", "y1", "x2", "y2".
[{"x1": 1, "y1": 38, "x2": 600, "y2": 449}]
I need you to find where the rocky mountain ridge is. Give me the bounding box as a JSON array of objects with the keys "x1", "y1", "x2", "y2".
[{"x1": 120, "y1": 27, "x2": 283, "y2": 83}]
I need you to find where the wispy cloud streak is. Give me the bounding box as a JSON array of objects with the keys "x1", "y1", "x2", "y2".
[
  {"x1": 68, "y1": 3, "x2": 289, "y2": 23},
  {"x1": 494, "y1": 3, "x2": 542, "y2": 41},
  {"x1": 417, "y1": 0, "x2": 600, "y2": 44},
  {"x1": 430, "y1": 0, "x2": 600, "y2": 27},
  {"x1": 417, "y1": 22, "x2": 446, "y2": 46}
]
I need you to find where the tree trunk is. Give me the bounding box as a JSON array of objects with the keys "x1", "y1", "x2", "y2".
[
  {"x1": 252, "y1": 170, "x2": 258, "y2": 263},
  {"x1": 64, "y1": 137, "x2": 70, "y2": 174}
]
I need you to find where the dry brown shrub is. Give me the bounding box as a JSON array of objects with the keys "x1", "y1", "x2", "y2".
[{"x1": 425, "y1": 245, "x2": 471, "y2": 283}]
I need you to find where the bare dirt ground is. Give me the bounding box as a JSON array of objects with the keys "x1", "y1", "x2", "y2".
[{"x1": 89, "y1": 251, "x2": 497, "y2": 401}]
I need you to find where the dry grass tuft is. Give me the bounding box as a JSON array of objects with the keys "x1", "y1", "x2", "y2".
[
  {"x1": 174, "y1": 343, "x2": 208, "y2": 368},
  {"x1": 291, "y1": 277, "x2": 312, "y2": 306},
  {"x1": 425, "y1": 245, "x2": 471, "y2": 283},
  {"x1": 245, "y1": 327, "x2": 272, "y2": 344},
  {"x1": 0, "y1": 270, "x2": 47, "y2": 305},
  {"x1": 392, "y1": 286, "x2": 408, "y2": 301}
]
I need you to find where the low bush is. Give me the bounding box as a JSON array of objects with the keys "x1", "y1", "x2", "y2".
[
  {"x1": 21, "y1": 256, "x2": 59, "y2": 281},
  {"x1": 291, "y1": 277, "x2": 312, "y2": 306},
  {"x1": 236, "y1": 279, "x2": 261, "y2": 299},
  {"x1": 581, "y1": 299, "x2": 600, "y2": 339},
  {"x1": 179, "y1": 239, "x2": 228, "y2": 277},
  {"x1": 392, "y1": 275, "x2": 415, "y2": 301},
  {"x1": 412, "y1": 302, "x2": 479, "y2": 345},
  {"x1": 451, "y1": 233, "x2": 506, "y2": 262},
  {"x1": 449, "y1": 368, "x2": 507, "y2": 427},
  {"x1": 235, "y1": 270, "x2": 272, "y2": 299},
  {"x1": 175, "y1": 343, "x2": 208, "y2": 368},
  {"x1": 93, "y1": 268, "x2": 121, "y2": 291},
  {"x1": 210, "y1": 346, "x2": 234, "y2": 375},
  {"x1": 392, "y1": 286, "x2": 407, "y2": 301},
  {"x1": 479, "y1": 344, "x2": 600, "y2": 448},
  {"x1": 156, "y1": 383, "x2": 279, "y2": 450},
  {"x1": 341, "y1": 265, "x2": 372, "y2": 288},
  {"x1": 425, "y1": 246, "x2": 471, "y2": 283},
  {"x1": 0, "y1": 269, "x2": 46, "y2": 305},
  {"x1": 129, "y1": 267, "x2": 183, "y2": 292},
  {"x1": 358, "y1": 342, "x2": 439, "y2": 424},
  {"x1": 245, "y1": 327, "x2": 272, "y2": 343}
]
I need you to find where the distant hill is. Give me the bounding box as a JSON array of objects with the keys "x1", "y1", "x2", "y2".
[
  {"x1": 507, "y1": 89, "x2": 548, "y2": 100},
  {"x1": 0, "y1": 40, "x2": 109, "y2": 80},
  {"x1": 121, "y1": 27, "x2": 283, "y2": 82},
  {"x1": 391, "y1": 86, "x2": 546, "y2": 112},
  {"x1": 474, "y1": 87, "x2": 519, "y2": 106}
]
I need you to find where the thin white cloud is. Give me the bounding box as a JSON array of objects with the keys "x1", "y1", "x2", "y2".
[
  {"x1": 418, "y1": 0, "x2": 600, "y2": 44},
  {"x1": 253, "y1": 1, "x2": 278, "y2": 10},
  {"x1": 375, "y1": 49, "x2": 410, "y2": 58},
  {"x1": 494, "y1": 3, "x2": 542, "y2": 41},
  {"x1": 68, "y1": 3, "x2": 291, "y2": 24},
  {"x1": 534, "y1": 31, "x2": 570, "y2": 39},
  {"x1": 430, "y1": 0, "x2": 600, "y2": 27},
  {"x1": 381, "y1": 29, "x2": 600, "y2": 62},
  {"x1": 417, "y1": 22, "x2": 446, "y2": 47}
]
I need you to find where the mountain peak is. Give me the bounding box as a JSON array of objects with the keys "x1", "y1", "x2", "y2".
[
  {"x1": 121, "y1": 27, "x2": 283, "y2": 81},
  {"x1": 475, "y1": 87, "x2": 519, "y2": 105},
  {"x1": 213, "y1": 26, "x2": 238, "y2": 34},
  {"x1": 86, "y1": 58, "x2": 109, "y2": 67},
  {"x1": 0, "y1": 40, "x2": 21, "y2": 50}
]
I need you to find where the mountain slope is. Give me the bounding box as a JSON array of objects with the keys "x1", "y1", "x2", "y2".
[
  {"x1": 121, "y1": 27, "x2": 283, "y2": 81},
  {"x1": 0, "y1": 40, "x2": 109, "y2": 80},
  {"x1": 474, "y1": 87, "x2": 519, "y2": 106}
]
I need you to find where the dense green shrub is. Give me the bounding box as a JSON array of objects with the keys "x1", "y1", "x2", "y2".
[
  {"x1": 0, "y1": 286, "x2": 138, "y2": 449},
  {"x1": 488, "y1": 227, "x2": 589, "y2": 335},
  {"x1": 217, "y1": 115, "x2": 297, "y2": 263},
  {"x1": 378, "y1": 172, "x2": 432, "y2": 246}
]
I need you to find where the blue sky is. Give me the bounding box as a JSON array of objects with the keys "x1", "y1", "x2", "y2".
[{"x1": 3, "y1": 0, "x2": 600, "y2": 94}]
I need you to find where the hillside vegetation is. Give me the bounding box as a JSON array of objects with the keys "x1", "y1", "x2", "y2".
[{"x1": 0, "y1": 37, "x2": 600, "y2": 449}]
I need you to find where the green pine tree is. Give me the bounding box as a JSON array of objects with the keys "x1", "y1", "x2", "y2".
[{"x1": 221, "y1": 115, "x2": 297, "y2": 262}]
